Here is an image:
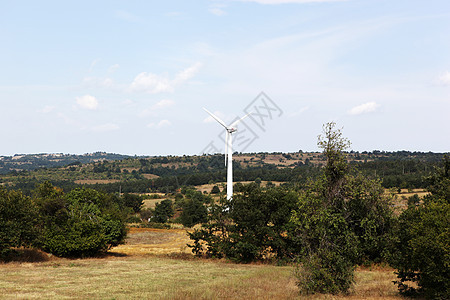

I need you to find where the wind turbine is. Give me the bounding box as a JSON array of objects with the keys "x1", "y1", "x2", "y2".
[{"x1": 203, "y1": 108, "x2": 251, "y2": 201}]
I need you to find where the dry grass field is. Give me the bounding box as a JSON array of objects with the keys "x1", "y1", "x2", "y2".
[
  {"x1": 0, "y1": 228, "x2": 401, "y2": 299},
  {"x1": 195, "y1": 181, "x2": 283, "y2": 194},
  {"x1": 391, "y1": 188, "x2": 429, "y2": 212},
  {"x1": 74, "y1": 179, "x2": 120, "y2": 184}
]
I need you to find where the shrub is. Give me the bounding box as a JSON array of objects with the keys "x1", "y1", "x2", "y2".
[
  {"x1": 35, "y1": 183, "x2": 127, "y2": 257},
  {"x1": 390, "y1": 156, "x2": 450, "y2": 299},
  {"x1": 210, "y1": 185, "x2": 220, "y2": 194},
  {"x1": 391, "y1": 201, "x2": 449, "y2": 299},
  {"x1": 180, "y1": 198, "x2": 207, "y2": 228},
  {"x1": 188, "y1": 185, "x2": 298, "y2": 263},
  {"x1": 0, "y1": 187, "x2": 38, "y2": 258},
  {"x1": 123, "y1": 193, "x2": 144, "y2": 213},
  {"x1": 153, "y1": 199, "x2": 174, "y2": 223}
]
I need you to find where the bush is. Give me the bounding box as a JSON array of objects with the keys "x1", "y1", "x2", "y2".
[
  {"x1": 34, "y1": 183, "x2": 127, "y2": 257},
  {"x1": 0, "y1": 187, "x2": 38, "y2": 258},
  {"x1": 188, "y1": 185, "x2": 298, "y2": 263},
  {"x1": 123, "y1": 193, "x2": 144, "y2": 213},
  {"x1": 291, "y1": 190, "x2": 358, "y2": 294},
  {"x1": 391, "y1": 201, "x2": 449, "y2": 299},
  {"x1": 210, "y1": 185, "x2": 220, "y2": 194},
  {"x1": 390, "y1": 156, "x2": 450, "y2": 299},
  {"x1": 153, "y1": 199, "x2": 174, "y2": 223},
  {"x1": 296, "y1": 251, "x2": 355, "y2": 295},
  {"x1": 180, "y1": 198, "x2": 207, "y2": 228}
]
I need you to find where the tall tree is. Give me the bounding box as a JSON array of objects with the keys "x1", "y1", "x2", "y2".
[{"x1": 291, "y1": 122, "x2": 395, "y2": 294}]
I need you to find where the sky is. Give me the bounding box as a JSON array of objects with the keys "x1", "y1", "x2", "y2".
[{"x1": 1, "y1": 0, "x2": 449, "y2": 156}]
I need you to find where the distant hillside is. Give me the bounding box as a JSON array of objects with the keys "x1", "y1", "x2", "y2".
[
  {"x1": 0, "y1": 150, "x2": 447, "y2": 196},
  {"x1": 0, "y1": 152, "x2": 132, "y2": 175}
]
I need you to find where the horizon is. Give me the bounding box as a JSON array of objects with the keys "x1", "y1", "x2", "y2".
[
  {"x1": 1, "y1": 1, "x2": 449, "y2": 156},
  {"x1": 1, "y1": 148, "x2": 448, "y2": 158}
]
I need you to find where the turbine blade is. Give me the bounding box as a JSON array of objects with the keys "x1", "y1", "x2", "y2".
[
  {"x1": 230, "y1": 112, "x2": 252, "y2": 128},
  {"x1": 203, "y1": 108, "x2": 228, "y2": 129}
]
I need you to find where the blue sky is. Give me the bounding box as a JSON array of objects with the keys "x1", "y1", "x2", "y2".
[{"x1": 1, "y1": 0, "x2": 449, "y2": 156}]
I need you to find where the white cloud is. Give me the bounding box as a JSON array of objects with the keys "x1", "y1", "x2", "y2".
[
  {"x1": 57, "y1": 112, "x2": 76, "y2": 125},
  {"x1": 348, "y1": 102, "x2": 379, "y2": 115},
  {"x1": 122, "y1": 99, "x2": 136, "y2": 106},
  {"x1": 130, "y1": 72, "x2": 173, "y2": 93},
  {"x1": 437, "y1": 71, "x2": 450, "y2": 86},
  {"x1": 130, "y1": 62, "x2": 202, "y2": 94},
  {"x1": 139, "y1": 99, "x2": 175, "y2": 117},
  {"x1": 236, "y1": 0, "x2": 347, "y2": 4},
  {"x1": 88, "y1": 59, "x2": 100, "y2": 72},
  {"x1": 38, "y1": 105, "x2": 55, "y2": 114},
  {"x1": 173, "y1": 62, "x2": 203, "y2": 84},
  {"x1": 83, "y1": 77, "x2": 114, "y2": 88},
  {"x1": 108, "y1": 64, "x2": 120, "y2": 74},
  {"x1": 209, "y1": 3, "x2": 227, "y2": 16},
  {"x1": 115, "y1": 10, "x2": 144, "y2": 23},
  {"x1": 153, "y1": 99, "x2": 175, "y2": 109},
  {"x1": 92, "y1": 123, "x2": 120, "y2": 132},
  {"x1": 209, "y1": 7, "x2": 227, "y2": 16},
  {"x1": 76, "y1": 95, "x2": 99, "y2": 110},
  {"x1": 147, "y1": 119, "x2": 171, "y2": 128}
]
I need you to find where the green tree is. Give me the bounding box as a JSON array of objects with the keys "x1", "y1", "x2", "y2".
[
  {"x1": 153, "y1": 199, "x2": 174, "y2": 223},
  {"x1": 180, "y1": 198, "x2": 207, "y2": 228},
  {"x1": 0, "y1": 187, "x2": 38, "y2": 258},
  {"x1": 123, "y1": 193, "x2": 144, "y2": 213},
  {"x1": 291, "y1": 122, "x2": 395, "y2": 294},
  {"x1": 188, "y1": 184, "x2": 297, "y2": 263},
  {"x1": 390, "y1": 156, "x2": 450, "y2": 299},
  {"x1": 35, "y1": 184, "x2": 127, "y2": 257},
  {"x1": 210, "y1": 185, "x2": 220, "y2": 194}
]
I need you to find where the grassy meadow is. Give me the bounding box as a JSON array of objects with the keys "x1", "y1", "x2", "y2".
[{"x1": 0, "y1": 228, "x2": 401, "y2": 299}]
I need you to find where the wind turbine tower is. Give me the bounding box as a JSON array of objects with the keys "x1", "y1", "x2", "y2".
[{"x1": 203, "y1": 108, "x2": 251, "y2": 201}]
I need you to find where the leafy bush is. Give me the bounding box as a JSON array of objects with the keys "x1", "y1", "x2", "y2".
[
  {"x1": 210, "y1": 185, "x2": 220, "y2": 194},
  {"x1": 122, "y1": 193, "x2": 144, "y2": 213},
  {"x1": 34, "y1": 183, "x2": 127, "y2": 257},
  {"x1": 152, "y1": 199, "x2": 174, "y2": 223},
  {"x1": 188, "y1": 184, "x2": 298, "y2": 263},
  {"x1": 0, "y1": 187, "x2": 38, "y2": 258},
  {"x1": 180, "y1": 198, "x2": 207, "y2": 228},
  {"x1": 390, "y1": 156, "x2": 450, "y2": 299},
  {"x1": 291, "y1": 186, "x2": 358, "y2": 294}
]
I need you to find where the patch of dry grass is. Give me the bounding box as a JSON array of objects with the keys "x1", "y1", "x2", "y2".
[
  {"x1": 113, "y1": 228, "x2": 192, "y2": 256},
  {"x1": 0, "y1": 256, "x2": 297, "y2": 299},
  {"x1": 0, "y1": 229, "x2": 402, "y2": 299},
  {"x1": 142, "y1": 198, "x2": 167, "y2": 209},
  {"x1": 0, "y1": 257, "x2": 401, "y2": 299},
  {"x1": 74, "y1": 179, "x2": 120, "y2": 184}
]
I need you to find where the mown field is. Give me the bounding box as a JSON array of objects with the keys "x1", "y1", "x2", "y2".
[{"x1": 0, "y1": 228, "x2": 401, "y2": 299}]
